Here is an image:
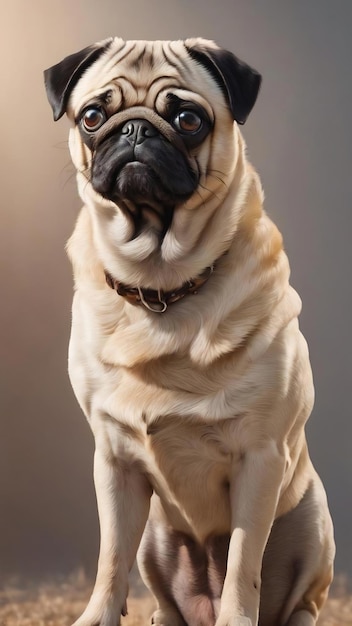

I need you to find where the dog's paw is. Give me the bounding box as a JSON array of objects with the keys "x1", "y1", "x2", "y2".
[
  {"x1": 215, "y1": 617, "x2": 253, "y2": 626},
  {"x1": 151, "y1": 607, "x2": 185, "y2": 626},
  {"x1": 72, "y1": 599, "x2": 124, "y2": 626}
]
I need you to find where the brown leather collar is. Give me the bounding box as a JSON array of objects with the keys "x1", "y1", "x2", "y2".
[{"x1": 105, "y1": 264, "x2": 214, "y2": 313}]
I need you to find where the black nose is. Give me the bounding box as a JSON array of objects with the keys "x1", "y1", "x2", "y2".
[{"x1": 121, "y1": 119, "x2": 158, "y2": 145}]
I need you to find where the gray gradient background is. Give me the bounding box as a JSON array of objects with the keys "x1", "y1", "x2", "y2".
[{"x1": 1, "y1": 0, "x2": 351, "y2": 581}]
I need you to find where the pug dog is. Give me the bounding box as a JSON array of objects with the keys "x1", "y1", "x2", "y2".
[{"x1": 44, "y1": 37, "x2": 335, "y2": 626}]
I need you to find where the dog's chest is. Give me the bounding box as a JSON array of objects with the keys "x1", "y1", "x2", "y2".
[
  {"x1": 101, "y1": 411, "x2": 242, "y2": 539},
  {"x1": 72, "y1": 337, "x2": 243, "y2": 537},
  {"x1": 68, "y1": 289, "x2": 296, "y2": 538},
  {"x1": 144, "y1": 417, "x2": 242, "y2": 537}
]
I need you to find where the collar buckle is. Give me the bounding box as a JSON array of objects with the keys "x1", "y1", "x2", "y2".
[{"x1": 137, "y1": 287, "x2": 168, "y2": 313}]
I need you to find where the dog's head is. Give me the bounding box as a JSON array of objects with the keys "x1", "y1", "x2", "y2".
[{"x1": 44, "y1": 38, "x2": 261, "y2": 241}]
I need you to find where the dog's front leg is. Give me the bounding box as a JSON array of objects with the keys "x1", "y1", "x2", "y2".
[
  {"x1": 216, "y1": 441, "x2": 286, "y2": 626},
  {"x1": 73, "y1": 446, "x2": 152, "y2": 626}
]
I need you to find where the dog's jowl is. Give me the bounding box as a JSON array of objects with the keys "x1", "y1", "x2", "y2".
[{"x1": 44, "y1": 38, "x2": 335, "y2": 626}]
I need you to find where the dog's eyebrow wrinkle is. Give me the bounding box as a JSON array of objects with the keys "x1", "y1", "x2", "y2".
[
  {"x1": 94, "y1": 90, "x2": 113, "y2": 106},
  {"x1": 161, "y1": 43, "x2": 182, "y2": 72},
  {"x1": 114, "y1": 41, "x2": 136, "y2": 66},
  {"x1": 103, "y1": 89, "x2": 113, "y2": 103},
  {"x1": 168, "y1": 41, "x2": 196, "y2": 79},
  {"x1": 148, "y1": 76, "x2": 180, "y2": 92},
  {"x1": 166, "y1": 92, "x2": 181, "y2": 103},
  {"x1": 108, "y1": 39, "x2": 126, "y2": 59},
  {"x1": 115, "y1": 76, "x2": 179, "y2": 99},
  {"x1": 162, "y1": 41, "x2": 192, "y2": 83},
  {"x1": 128, "y1": 44, "x2": 146, "y2": 71}
]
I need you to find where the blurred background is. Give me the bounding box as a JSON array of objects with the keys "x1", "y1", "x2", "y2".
[{"x1": 1, "y1": 0, "x2": 351, "y2": 584}]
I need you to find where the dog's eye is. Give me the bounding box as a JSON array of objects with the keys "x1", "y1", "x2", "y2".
[
  {"x1": 173, "y1": 110, "x2": 202, "y2": 133},
  {"x1": 81, "y1": 107, "x2": 107, "y2": 132}
]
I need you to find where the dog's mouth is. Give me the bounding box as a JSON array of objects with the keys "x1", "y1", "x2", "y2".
[
  {"x1": 113, "y1": 161, "x2": 174, "y2": 206},
  {"x1": 112, "y1": 162, "x2": 175, "y2": 232},
  {"x1": 93, "y1": 158, "x2": 179, "y2": 235}
]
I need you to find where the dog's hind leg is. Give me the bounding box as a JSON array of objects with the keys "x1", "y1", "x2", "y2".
[
  {"x1": 284, "y1": 611, "x2": 316, "y2": 625},
  {"x1": 138, "y1": 519, "x2": 227, "y2": 626},
  {"x1": 259, "y1": 476, "x2": 334, "y2": 626},
  {"x1": 138, "y1": 520, "x2": 188, "y2": 626}
]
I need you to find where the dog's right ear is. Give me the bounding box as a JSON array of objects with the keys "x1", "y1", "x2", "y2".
[
  {"x1": 44, "y1": 38, "x2": 113, "y2": 121},
  {"x1": 185, "y1": 40, "x2": 261, "y2": 125}
]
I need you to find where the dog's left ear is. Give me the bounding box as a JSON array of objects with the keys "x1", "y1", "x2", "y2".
[
  {"x1": 44, "y1": 38, "x2": 113, "y2": 121},
  {"x1": 186, "y1": 41, "x2": 261, "y2": 124}
]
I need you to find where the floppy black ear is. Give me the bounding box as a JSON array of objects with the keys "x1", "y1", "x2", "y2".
[
  {"x1": 186, "y1": 42, "x2": 261, "y2": 124},
  {"x1": 44, "y1": 39, "x2": 113, "y2": 121}
]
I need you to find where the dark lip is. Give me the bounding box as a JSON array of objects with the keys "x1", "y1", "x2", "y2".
[{"x1": 98, "y1": 160, "x2": 176, "y2": 204}]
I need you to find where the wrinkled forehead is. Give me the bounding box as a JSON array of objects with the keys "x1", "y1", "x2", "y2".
[{"x1": 69, "y1": 37, "x2": 225, "y2": 116}]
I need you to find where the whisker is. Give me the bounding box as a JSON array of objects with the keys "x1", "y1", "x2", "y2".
[
  {"x1": 59, "y1": 161, "x2": 76, "y2": 189},
  {"x1": 207, "y1": 168, "x2": 227, "y2": 176},
  {"x1": 207, "y1": 169, "x2": 228, "y2": 188},
  {"x1": 197, "y1": 181, "x2": 223, "y2": 204},
  {"x1": 53, "y1": 140, "x2": 70, "y2": 150}
]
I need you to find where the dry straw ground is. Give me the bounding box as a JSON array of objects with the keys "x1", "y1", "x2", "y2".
[{"x1": 0, "y1": 572, "x2": 350, "y2": 626}]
